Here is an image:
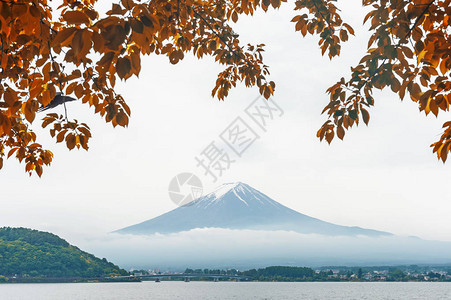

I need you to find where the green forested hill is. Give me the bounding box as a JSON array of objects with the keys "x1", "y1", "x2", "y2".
[{"x1": 0, "y1": 227, "x2": 128, "y2": 278}]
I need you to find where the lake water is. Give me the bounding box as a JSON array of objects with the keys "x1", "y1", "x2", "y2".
[{"x1": 1, "y1": 281, "x2": 451, "y2": 299}]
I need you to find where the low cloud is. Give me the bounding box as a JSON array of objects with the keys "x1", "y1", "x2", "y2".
[{"x1": 71, "y1": 228, "x2": 451, "y2": 271}]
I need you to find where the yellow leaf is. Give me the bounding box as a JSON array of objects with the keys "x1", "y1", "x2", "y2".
[
  {"x1": 116, "y1": 57, "x2": 131, "y2": 79},
  {"x1": 56, "y1": 130, "x2": 67, "y2": 143},
  {"x1": 72, "y1": 30, "x2": 84, "y2": 56},
  {"x1": 66, "y1": 134, "x2": 76, "y2": 150},
  {"x1": 337, "y1": 125, "x2": 345, "y2": 140},
  {"x1": 63, "y1": 11, "x2": 91, "y2": 25},
  {"x1": 361, "y1": 108, "x2": 370, "y2": 125}
]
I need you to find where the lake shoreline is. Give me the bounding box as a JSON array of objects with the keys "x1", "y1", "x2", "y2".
[{"x1": 0, "y1": 277, "x2": 141, "y2": 284}]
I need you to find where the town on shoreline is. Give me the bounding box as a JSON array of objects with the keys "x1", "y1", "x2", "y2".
[
  {"x1": 3, "y1": 264, "x2": 451, "y2": 284},
  {"x1": 128, "y1": 265, "x2": 451, "y2": 283}
]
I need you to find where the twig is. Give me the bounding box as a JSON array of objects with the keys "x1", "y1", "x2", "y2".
[
  {"x1": 63, "y1": 102, "x2": 68, "y2": 121},
  {"x1": 192, "y1": 6, "x2": 247, "y2": 65}
]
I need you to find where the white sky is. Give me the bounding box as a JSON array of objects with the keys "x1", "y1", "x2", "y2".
[{"x1": 1, "y1": 1, "x2": 450, "y2": 247}]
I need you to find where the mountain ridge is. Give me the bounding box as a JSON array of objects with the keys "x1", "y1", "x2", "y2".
[
  {"x1": 116, "y1": 182, "x2": 392, "y2": 237},
  {"x1": 0, "y1": 227, "x2": 129, "y2": 278}
]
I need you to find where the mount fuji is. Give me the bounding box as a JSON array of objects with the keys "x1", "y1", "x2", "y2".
[{"x1": 116, "y1": 182, "x2": 392, "y2": 237}]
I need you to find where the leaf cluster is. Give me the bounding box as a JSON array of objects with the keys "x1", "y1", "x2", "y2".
[
  {"x1": 1, "y1": 0, "x2": 450, "y2": 176},
  {"x1": 317, "y1": 0, "x2": 451, "y2": 161}
]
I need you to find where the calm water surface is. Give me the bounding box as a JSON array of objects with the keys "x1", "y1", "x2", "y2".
[{"x1": 1, "y1": 281, "x2": 451, "y2": 299}]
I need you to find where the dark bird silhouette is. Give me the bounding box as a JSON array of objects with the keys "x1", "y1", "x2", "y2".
[{"x1": 38, "y1": 92, "x2": 77, "y2": 112}]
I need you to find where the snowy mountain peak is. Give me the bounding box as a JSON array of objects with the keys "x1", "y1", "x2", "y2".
[
  {"x1": 211, "y1": 182, "x2": 242, "y2": 199},
  {"x1": 191, "y1": 181, "x2": 283, "y2": 211},
  {"x1": 210, "y1": 181, "x2": 252, "y2": 199},
  {"x1": 116, "y1": 182, "x2": 392, "y2": 237}
]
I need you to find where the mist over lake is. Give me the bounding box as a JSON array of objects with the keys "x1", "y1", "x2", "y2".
[{"x1": 79, "y1": 229, "x2": 451, "y2": 270}]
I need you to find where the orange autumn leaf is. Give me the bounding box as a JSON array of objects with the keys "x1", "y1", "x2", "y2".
[
  {"x1": 318, "y1": 0, "x2": 451, "y2": 162},
  {"x1": 0, "y1": 0, "x2": 450, "y2": 178}
]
